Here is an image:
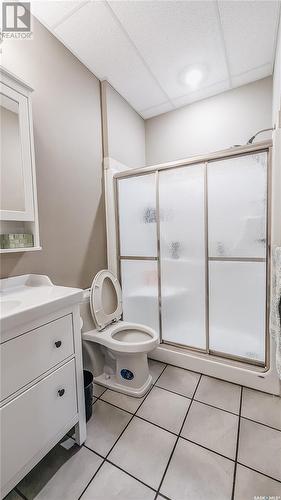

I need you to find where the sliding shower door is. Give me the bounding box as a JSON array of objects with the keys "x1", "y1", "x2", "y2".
[
  {"x1": 115, "y1": 147, "x2": 269, "y2": 366},
  {"x1": 207, "y1": 152, "x2": 267, "y2": 363},
  {"x1": 117, "y1": 173, "x2": 159, "y2": 334},
  {"x1": 159, "y1": 165, "x2": 206, "y2": 349}
]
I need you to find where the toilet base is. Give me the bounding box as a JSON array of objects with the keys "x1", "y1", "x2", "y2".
[{"x1": 94, "y1": 372, "x2": 152, "y2": 398}]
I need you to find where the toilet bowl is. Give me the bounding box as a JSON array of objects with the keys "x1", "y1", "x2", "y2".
[{"x1": 82, "y1": 269, "x2": 159, "y2": 397}]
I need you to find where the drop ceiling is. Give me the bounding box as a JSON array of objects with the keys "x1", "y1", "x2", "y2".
[{"x1": 31, "y1": 0, "x2": 280, "y2": 119}]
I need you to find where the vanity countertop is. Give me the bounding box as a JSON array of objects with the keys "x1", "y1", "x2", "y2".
[{"x1": 0, "y1": 274, "x2": 83, "y2": 335}]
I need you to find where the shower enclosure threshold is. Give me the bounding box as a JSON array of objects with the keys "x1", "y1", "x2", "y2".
[{"x1": 150, "y1": 342, "x2": 280, "y2": 395}]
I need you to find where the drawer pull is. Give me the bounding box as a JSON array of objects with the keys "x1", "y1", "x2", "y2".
[
  {"x1": 57, "y1": 388, "x2": 65, "y2": 397},
  {"x1": 54, "y1": 341, "x2": 62, "y2": 348}
]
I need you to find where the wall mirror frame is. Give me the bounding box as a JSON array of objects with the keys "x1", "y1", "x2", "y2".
[{"x1": 0, "y1": 67, "x2": 40, "y2": 253}]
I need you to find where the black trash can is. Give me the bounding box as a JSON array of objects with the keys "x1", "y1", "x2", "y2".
[{"x1": 84, "y1": 370, "x2": 94, "y2": 422}]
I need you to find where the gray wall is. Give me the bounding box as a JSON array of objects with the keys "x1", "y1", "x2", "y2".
[
  {"x1": 1, "y1": 17, "x2": 107, "y2": 289},
  {"x1": 102, "y1": 82, "x2": 146, "y2": 168},
  {"x1": 145, "y1": 77, "x2": 273, "y2": 165}
]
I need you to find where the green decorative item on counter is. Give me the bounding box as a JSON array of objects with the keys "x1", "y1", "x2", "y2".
[{"x1": 0, "y1": 233, "x2": 34, "y2": 249}]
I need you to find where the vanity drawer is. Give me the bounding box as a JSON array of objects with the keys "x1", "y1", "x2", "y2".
[
  {"x1": 1, "y1": 359, "x2": 77, "y2": 489},
  {"x1": 1, "y1": 315, "x2": 74, "y2": 401}
]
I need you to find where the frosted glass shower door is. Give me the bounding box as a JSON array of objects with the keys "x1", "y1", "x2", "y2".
[
  {"x1": 118, "y1": 173, "x2": 157, "y2": 257},
  {"x1": 121, "y1": 260, "x2": 159, "y2": 333},
  {"x1": 208, "y1": 153, "x2": 267, "y2": 258},
  {"x1": 208, "y1": 152, "x2": 267, "y2": 363},
  {"x1": 209, "y1": 261, "x2": 266, "y2": 361},
  {"x1": 118, "y1": 173, "x2": 159, "y2": 334},
  {"x1": 159, "y1": 165, "x2": 206, "y2": 349}
]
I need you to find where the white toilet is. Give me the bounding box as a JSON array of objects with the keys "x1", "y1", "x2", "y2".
[{"x1": 82, "y1": 270, "x2": 159, "y2": 397}]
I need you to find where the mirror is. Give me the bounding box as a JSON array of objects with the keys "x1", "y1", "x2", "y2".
[
  {"x1": 0, "y1": 93, "x2": 25, "y2": 212},
  {"x1": 0, "y1": 67, "x2": 40, "y2": 252}
]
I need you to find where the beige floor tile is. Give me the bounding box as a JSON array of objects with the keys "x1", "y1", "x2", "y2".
[
  {"x1": 81, "y1": 461, "x2": 155, "y2": 500},
  {"x1": 160, "y1": 438, "x2": 234, "y2": 500},
  {"x1": 238, "y1": 419, "x2": 281, "y2": 481},
  {"x1": 195, "y1": 375, "x2": 241, "y2": 414},
  {"x1": 241, "y1": 388, "x2": 281, "y2": 430},
  {"x1": 101, "y1": 389, "x2": 145, "y2": 413},
  {"x1": 86, "y1": 400, "x2": 132, "y2": 456},
  {"x1": 148, "y1": 359, "x2": 166, "y2": 383},
  {"x1": 234, "y1": 464, "x2": 281, "y2": 500},
  {"x1": 93, "y1": 384, "x2": 107, "y2": 398},
  {"x1": 156, "y1": 365, "x2": 200, "y2": 398},
  {"x1": 17, "y1": 442, "x2": 102, "y2": 500},
  {"x1": 137, "y1": 386, "x2": 190, "y2": 433},
  {"x1": 108, "y1": 417, "x2": 176, "y2": 489},
  {"x1": 181, "y1": 400, "x2": 238, "y2": 459}
]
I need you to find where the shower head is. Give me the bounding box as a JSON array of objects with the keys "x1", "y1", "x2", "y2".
[{"x1": 247, "y1": 127, "x2": 274, "y2": 144}]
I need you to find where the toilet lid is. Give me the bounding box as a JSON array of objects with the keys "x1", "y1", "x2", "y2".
[{"x1": 90, "y1": 269, "x2": 122, "y2": 330}]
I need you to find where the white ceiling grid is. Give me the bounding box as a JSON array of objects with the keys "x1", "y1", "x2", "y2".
[{"x1": 31, "y1": 0, "x2": 280, "y2": 118}]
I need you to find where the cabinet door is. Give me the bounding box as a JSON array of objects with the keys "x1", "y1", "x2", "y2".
[
  {"x1": 159, "y1": 165, "x2": 206, "y2": 349},
  {"x1": 118, "y1": 173, "x2": 157, "y2": 257},
  {"x1": 1, "y1": 360, "x2": 77, "y2": 492}
]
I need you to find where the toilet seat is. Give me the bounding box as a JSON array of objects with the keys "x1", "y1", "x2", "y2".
[
  {"x1": 84, "y1": 269, "x2": 159, "y2": 397},
  {"x1": 90, "y1": 269, "x2": 122, "y2": 330},
  {"x1": 83, "y1": 320, "x2": 158, "y2": 353},
  {"x1": 87, "y1": 269, "x2": 159, "y2": 352}
]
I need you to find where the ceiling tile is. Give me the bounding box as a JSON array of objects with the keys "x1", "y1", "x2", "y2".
[
  {"x1": 218, "y1": 0, "x2": 280, "y2": 76},
  {"x1": 109, "y1": 0, "x2": 229, "y2": 100},
  {"x1": 140, "y1": 101, "x2": 174, "y2": 119},
  {"x1": 53, "y1": 1, "x2": 167, "y2": 112},
  {"x1": 30, "y1": 1, "x2": 82, "y2": 29},
  {"x1": 231, "y1": 64, "x2": 273, "y2": 88},
  {"x1": 172, "y1": 79, "x2": 230, "y2": 108}
]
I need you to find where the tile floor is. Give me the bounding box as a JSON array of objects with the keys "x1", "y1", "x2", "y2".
[{"x1": 6, "y1": 359, "x2": 281, "y2": 500}]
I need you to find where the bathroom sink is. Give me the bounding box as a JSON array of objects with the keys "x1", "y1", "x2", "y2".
[
  {"x1": 0, "y1": 274, "x2": 83, "y2": 338},
  {"x1": 0, "y1": 300, "x2": 21, "y2": 314}
]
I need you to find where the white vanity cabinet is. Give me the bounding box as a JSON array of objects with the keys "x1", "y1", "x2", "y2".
[{"x1": 0, "y1": 275, "x2": 86, "y2": 499}]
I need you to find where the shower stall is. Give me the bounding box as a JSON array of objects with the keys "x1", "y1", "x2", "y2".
[{"x1": 112, "y1": 141, "x2": 278, "y2": 393}]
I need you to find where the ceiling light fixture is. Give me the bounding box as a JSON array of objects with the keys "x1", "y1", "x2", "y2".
[{"x1": 184, "y1": 67, "x2": 203, "y2": 89}]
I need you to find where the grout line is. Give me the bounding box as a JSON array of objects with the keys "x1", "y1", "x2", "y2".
[
  {"x1": 152, "y1": 358, "x2": 265, "y2": 396},
  {"x1": 193, "y1": 397, "x2": 239, "y2": 416},
  {"x1": 236, "y1": 462, "x2": 281, "y2": 485},
  {"x1": 155, "y1": 383, "x2": 193, "y2": 401},
  {"x1": 154, "y1": 374, "x2": 203, "y2": 499},
  {"x1": 180, "y1": 435, "x2": 235, "y2": 463},
  {"x1": 240, "y1": 415, "x2": 281, "y2": 434},
  {"x1": 231, "y1": 386, "x2": 243, "y2": 500},
  {"x1": 105, "y1": 458, "x2": 157, "y2": 493},
  {"x1": 14, "y1": 487, "x2": 28, "y2": 500},
  {"x1": 78, "y1": 365, "x2": 168, "y2": 499}
]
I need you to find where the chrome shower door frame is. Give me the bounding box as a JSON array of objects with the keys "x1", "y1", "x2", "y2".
[{"x1": 114, "y1": 141, "x2": 272, "y2": 370}]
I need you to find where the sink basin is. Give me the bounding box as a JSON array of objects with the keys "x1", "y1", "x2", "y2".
[
  {"x1": 0, "y1": 274, "x2": 83, "y2": 338},
  {"x1": 0, "y1": 300, "x2": 21, "y2": 314}
]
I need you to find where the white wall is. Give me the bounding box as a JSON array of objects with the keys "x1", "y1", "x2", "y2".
[
  {"x1": 272, "y1": 20, "x2": 281, "y2": 248},
  {"x1": 102, "y1": 81, "x2": 146, "y2": 168},
  {"x1": 145, "y1": 77, "x2": 273, "y2": 165},
  {"x1": 273, "y1": 20, "x2": 281, "y2": 127},
  {"x1": 101, "y1": 82, "x2": 146, "y2": 275}
]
